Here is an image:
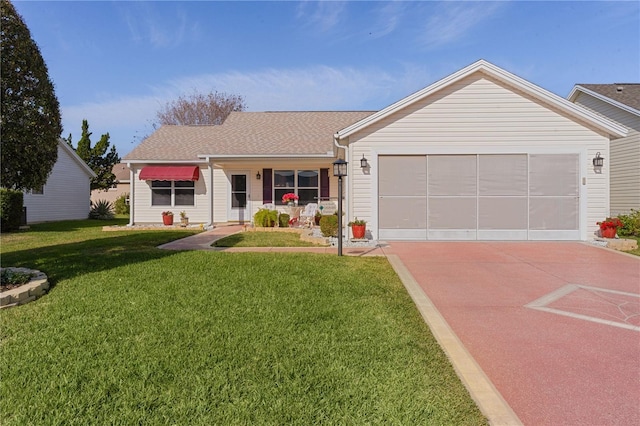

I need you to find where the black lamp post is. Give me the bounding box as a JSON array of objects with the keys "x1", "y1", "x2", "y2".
[{"x1": 333, "y1": 158, "x2": 348, "y2": 256}]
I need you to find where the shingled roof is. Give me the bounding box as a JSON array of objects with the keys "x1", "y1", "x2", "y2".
[
  {"x1": 577, "y1": 84, "x2": 640, "y2": 111},
  {"x1": 124, "y1": 111, "x2": 374, "y2": 161}
]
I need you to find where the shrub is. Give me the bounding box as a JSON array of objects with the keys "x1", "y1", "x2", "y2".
[
  {"x1": 114, "y1": 193, "x2": 129, "y2": 215},
  {"x1": 278, "y1": 213, "x2": 290, "y2": 228},
  {"x1": 617, "y1": 209, "x2": 640, "y2": 237},
  {"x1": 1, "y1": 269, "x2": 34, "y2": 287},
  {"x1": 253, "y1": 208, "x2": 277, "y2": 227},
  {"x1": 0, "y1": 189, "x2": 23, "y2": 232},
  {"x1": 320, "y1": 214, "x2": 338, "y2": 237},
  {"x1": 89, "y1": 199, "x2": 114, "y2": 220}
]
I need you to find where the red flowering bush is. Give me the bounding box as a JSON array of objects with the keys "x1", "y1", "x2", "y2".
[
  {"x1": 597, "y1": 217, "x2": 622, "y2": 230},
  {"x1": 282, "y1": 193, "x2": 298, "y2": 204}
]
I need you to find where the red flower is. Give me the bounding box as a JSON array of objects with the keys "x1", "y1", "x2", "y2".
[
  {"x1": 282, "y1": 193, "x2": 299, "y2": 203},
  {"x1": 597, "y1": 217, "x2": 622, "y2": 230}
]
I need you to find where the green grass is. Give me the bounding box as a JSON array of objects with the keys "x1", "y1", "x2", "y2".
[
  {"x1": 213, "y1": 231, "x2": 327, "y2": 247},
  {"x1": 1, "y1": 220, "x2": 486, "y2": 425}
]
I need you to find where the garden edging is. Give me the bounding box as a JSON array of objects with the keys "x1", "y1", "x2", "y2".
[{"x1": 0, "y1": 268, "x2": 49, "y2": 309}]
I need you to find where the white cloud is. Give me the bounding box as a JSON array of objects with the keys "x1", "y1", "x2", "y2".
[
  {"x1": 120, "y1": 3, "x2": 197, "y2": 48},
  {"x1": 60, "y1": 65, "x2": 430, "y2": 155},
  {"x1": 296, "y1": 1, "x2": 348, "y2": 33},
  {"x1": 419, "y1": 2, "x2": 505, "y2": 49}
]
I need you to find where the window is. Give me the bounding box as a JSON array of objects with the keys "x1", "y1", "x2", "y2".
[
  {"x1": 151, "y1": 180, "x2": 194, "y2": 206},
  {"x1": 273, "y1": 169, "x2": 318, "y2": 205},
  {"x1": 31, "y1": 185, "x2": 44, "y2": 195}
]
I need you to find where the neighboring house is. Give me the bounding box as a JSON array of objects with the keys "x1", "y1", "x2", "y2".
[
  {"x1": 124, "y1": 60, "x2": 627, "y2": 241},
  {"x1": 90, "y1": 163, "x2": 131, "y2": 205},
  {"x1": 568, "y1": 84, "x2": 640, "y2": 216},
  {"x1": 23, "y1": 139, "x2": 97, "y2": 223}
]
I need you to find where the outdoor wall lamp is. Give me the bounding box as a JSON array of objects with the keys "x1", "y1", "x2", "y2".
[
  {"x1": 592, "y1": 152, "x2": 604, "y2": 167},
  {"x1": 360, "y1": 154, "x2": 368, "y2": 169},
  {"x1": 256, "y1": 171, "x2": 261, "y2": 180},
  {"x1": 332, "y1": 158, "x2": 347, "y2": 256}
]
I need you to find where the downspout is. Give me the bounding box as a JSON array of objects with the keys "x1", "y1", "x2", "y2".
[
  {"x1": 333, "y1": 135, "x2": 349, "y2": 238},
  {"x1": 127, "y1": 164, "x2": 135, "y2": 226}
]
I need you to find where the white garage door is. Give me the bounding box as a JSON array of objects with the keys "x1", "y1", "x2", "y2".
[{"x1": 378, "y1": 154, "x2": 580, "y2": 240}]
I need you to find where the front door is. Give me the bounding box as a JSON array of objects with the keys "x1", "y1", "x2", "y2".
[{"x1": 228, "y1": 171, "x2": 250, "y2": 222}]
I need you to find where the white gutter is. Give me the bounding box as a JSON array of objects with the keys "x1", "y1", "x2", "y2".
[{"x1": 196, "y1": 153, "x2": 334, "y2": 159}]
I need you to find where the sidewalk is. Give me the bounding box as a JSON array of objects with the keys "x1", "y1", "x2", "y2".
[{"x1": 158, "y1": 225, "x2": 386, "y2": 256}]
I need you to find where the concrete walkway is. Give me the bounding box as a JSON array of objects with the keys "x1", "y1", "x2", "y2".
[
  {"x1": 158, "y1": 225, "x2": 386, "y2": 256},
  {"x1": 158, "y1": 229, "x2": 640, "y2": 425}
]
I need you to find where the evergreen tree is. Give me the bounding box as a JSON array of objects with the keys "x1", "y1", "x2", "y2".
[
  {"x1": 68, "y1": 120, "x2": 120, "y2": 191},
  {"x1": 1, "y1": 0, "x2": 62, "y2": 190}
]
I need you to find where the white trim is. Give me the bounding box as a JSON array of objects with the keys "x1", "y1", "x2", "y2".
[
  {"x1": 568, "y1": 85, "x2": 640, "y2": 118},
  {"x1": 336, "y1": 60, "x2": 627, "y2": 140},
  {"x1": 197, "y1": 153, "x2": 335, "y2": 159},
  {"x1": 226, "y1": 170, "x2": 251, "y2": 222}
]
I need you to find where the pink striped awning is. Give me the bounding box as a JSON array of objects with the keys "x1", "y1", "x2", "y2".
[{"x1": 139, "y1": 166, "x2": 199, "y2": 181}]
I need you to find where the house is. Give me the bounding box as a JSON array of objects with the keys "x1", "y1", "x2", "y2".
[
  {"x1": 568, "y1": 84, "x2": 640, "y2": 216},
  {"x1": 23, "y1": 139, "x2": 96, "y2": 223},
  {"x1": 124, "y1": 60, "x2": 627, "y2": 240},
  {"x1": 90, "y1": 163, "x2": 131, "y2": 205}
]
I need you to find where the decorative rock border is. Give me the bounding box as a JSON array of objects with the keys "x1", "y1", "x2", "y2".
[
  {"x1": 594, "y1": 237, "x2": 638, "y2": 251},
  {"x1": 0, "y1": 268, "x2": 49, "y2": 309}
]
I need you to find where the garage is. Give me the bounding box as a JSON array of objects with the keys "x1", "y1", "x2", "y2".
[{"x1": 378, "y1": 154, "x2": 580, "y2": 240}]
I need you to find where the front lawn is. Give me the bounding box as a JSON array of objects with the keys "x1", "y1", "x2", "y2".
[
  {"x1": 213, "y1": 231, "x2": 326, "y2": 247},
  {"x1": 1, "y1": 221, "x2": 486, "y2": 425}
]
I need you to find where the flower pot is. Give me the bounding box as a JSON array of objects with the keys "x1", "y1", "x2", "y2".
[
  {"x1": 601, "y1": 227, "x2": 616, "y2": 238},
  {"x1": 351, "y1": 224, "x2": 366, "y2": 239},
  {"x1": 180, "y1": 217, "x2": 189, "y2": 227},
  {"x1": 162, "y1": 215, "x2": 174, "y2": 226}
]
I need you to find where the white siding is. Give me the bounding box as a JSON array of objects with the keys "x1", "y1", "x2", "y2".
[
  {"x1": 573, "y1": 92, "x2": 640, "y2": 216},
  {"x1": 131, "y1": 165, "x2": 211, "y2": 224},
  {"x1": 348, "y1": 74, "x2": 610, "y2": 240},
  {"x1": 23, "y1": 142, "x2": 93, "y2": 223}
]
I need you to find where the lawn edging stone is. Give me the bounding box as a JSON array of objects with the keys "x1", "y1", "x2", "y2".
[
  {"x1": 594, "y1": 237, "x2": 638, "y2": 251},
  {"x1": 0, "y1": 268, "x2": 49, "y2": 309}
]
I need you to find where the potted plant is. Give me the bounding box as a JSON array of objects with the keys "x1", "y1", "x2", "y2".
[
  {"x1": 597, "y1": 217, "x2": 622, "y2": 238},
  {"x1": 314, "y1": 210, "x2": 322, "y2": 226},
  {"x1": 282, "y1": 192, "x2": 299, "y2": 206},
  {"x1": 179, "y1": 210, "x2": 189, "y2": 227},
  {"x1": 348, "y1": 217, "x2": 367, "y2": 239},
  {"x1": 162, "y1": 211, "x2": 174, "y2": 226}
]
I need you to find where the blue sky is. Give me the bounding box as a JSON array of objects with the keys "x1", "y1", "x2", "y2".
[{"x1": 13, "y1": 0, "x2": 640, "y2": 157}]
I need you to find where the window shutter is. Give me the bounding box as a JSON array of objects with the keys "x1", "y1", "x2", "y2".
[
  {"x1": 320, "y1": 168, "x2": 329, "y2": 199},
  {"x1": 262, "y1": 168, "x2": 272, "y2": 203}
]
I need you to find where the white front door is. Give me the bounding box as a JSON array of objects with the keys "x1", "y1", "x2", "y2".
[{"x1": 228, "y1": 171, "x2": 250, "y2": 222}]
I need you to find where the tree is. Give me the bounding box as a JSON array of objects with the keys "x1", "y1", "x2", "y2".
[
  {"x1": 66, "y1": 120, "x2": 120, "y2": 191},
  {"x1": 1, "y1": 0, "x2": 62, "y2": 191},
  {"x1": 156, "y1": 90, "x2": 246, "y2": 126}
]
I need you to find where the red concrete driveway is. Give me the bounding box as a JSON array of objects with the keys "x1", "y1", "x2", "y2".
[{"x1": 384, "y1": 242, "x2": 640, "y2": 426}]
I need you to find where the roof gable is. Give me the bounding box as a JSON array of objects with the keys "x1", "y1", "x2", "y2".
[
  {"x1": 337, "y1": 59, "x2": 627, "y2": 140},
  {"x1": 59, "y1": 139, "x2": 97, "y2": 178},
  {"x1": 568, "y1": 84, "x2": 640, "y2": 117}
]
